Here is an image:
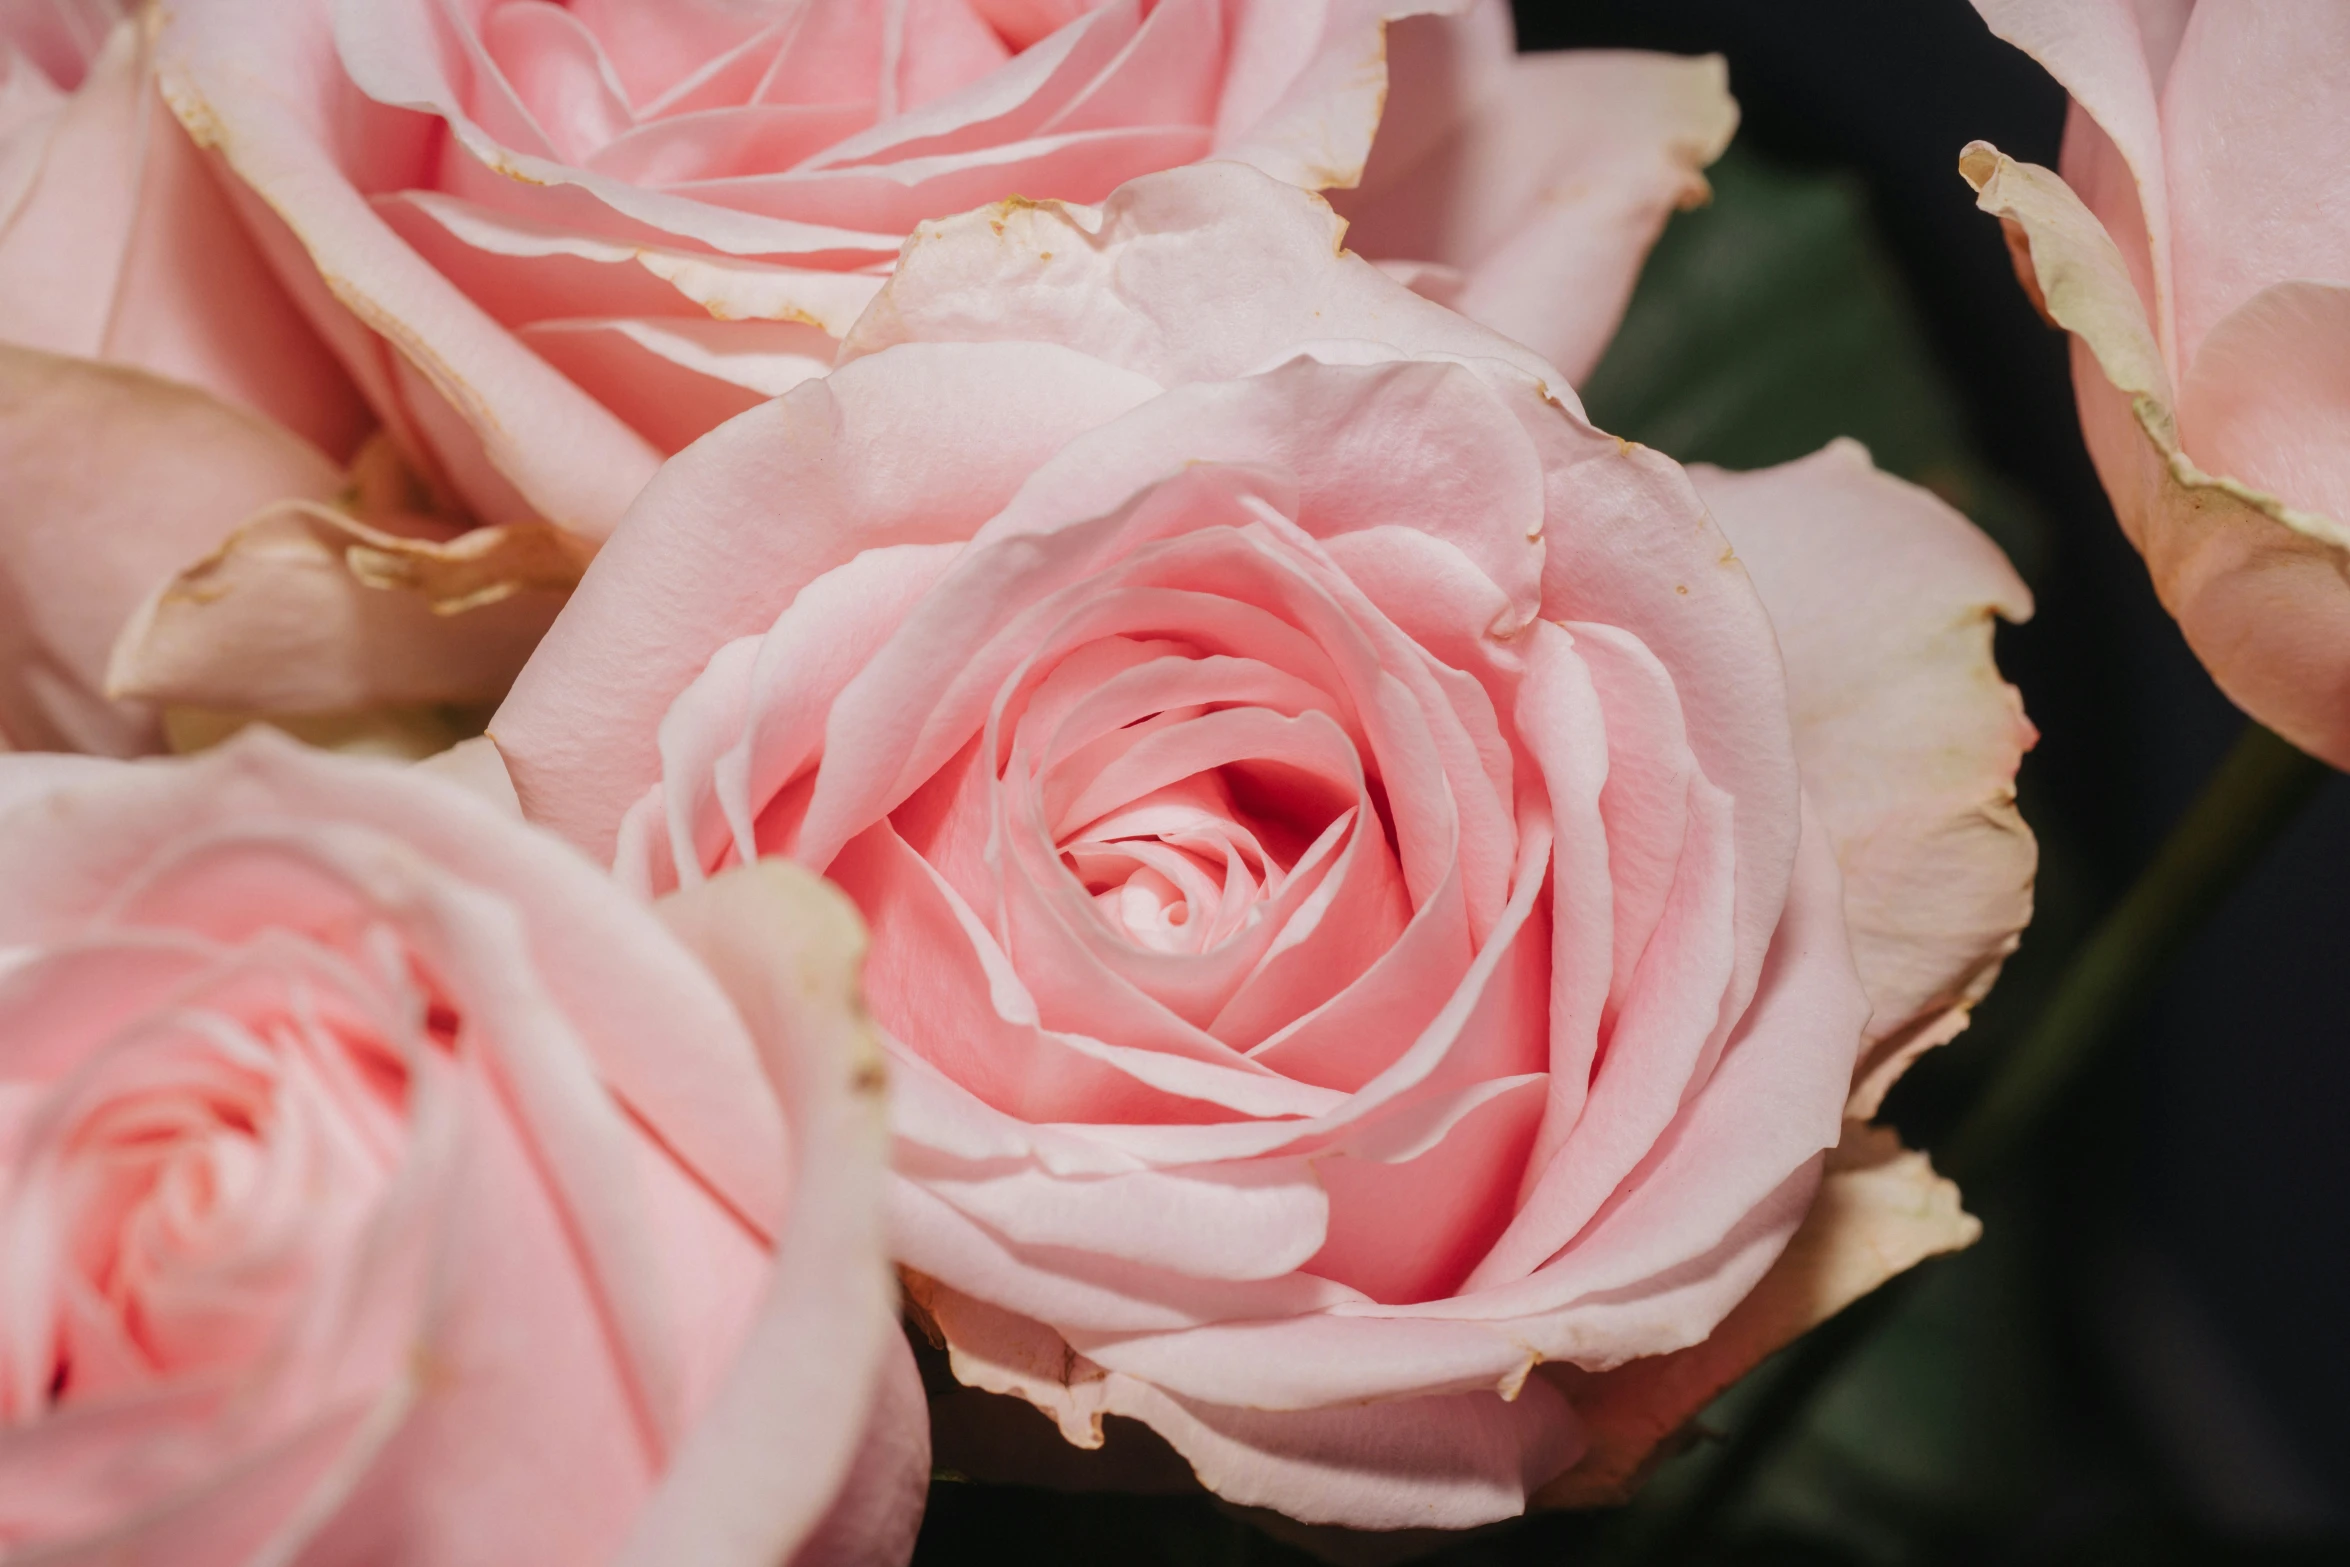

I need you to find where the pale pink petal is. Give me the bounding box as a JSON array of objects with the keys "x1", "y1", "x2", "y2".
[
  {"x1": 1211, "y1": 0, "x2": 1467, "y2": 193},
  {"x1": 2156, "y1": 0, "x2": 2350, "y2": 365},
  {"x1": 0, "y1": 734, "x2": 789, "y2": 1241},
  {"x1": 105, "y1": 503, "x2": 572, "y2": 716},
  {"x1": 1971, "y1": 0, "x2": 2186, "y2": 358},
  {"x1": 0, "y1": 18, "x2": 366, "y2": 455},
  {"x1": 666, "y1": 124, "x2": 1212, "y2": 232},
  {"x1": 927, "y1": 1278, "x2": 1580, "y2": 1531},
  {"x1": 1537, "y1": 1123, "x2": 1978, "y2": 1506},
  {"x1": 1337, "y1": 44, "x2": 1736, "y2": 381},
  {"x1": 1299, "y1": 1071, "x2": 1546, "y2": 1304},
  {"x1": 620, "y1": 862, "x2": 922, "y2": 1567},
  {"x1": 1428, "y1": 805, "x2": 1863, "y2": 1352},
  {"x1": 494, "y1": 341, "x2": 1160, "y2": 858},
  {"x1": 1526, "y1": 405, "x2": 1802, "y2": 1065},
  {"x1": 1693, "y1": 442, "x2": 2035, "y2": 1114},
  {"x1": 843, "y1": 161, "x2": 1557, "y2": 388},
  {"x1": 374, "y1": 190, "x2": 891, "y2": 332},
  {"x1": 567, "y1": 0, "x2": 777, "y2": 107},
  {"x1": 0, "y1": 347, "x2": 339, "y2": 754},
  {"x1": 802, "y1": 1, "x2": 1141, "y2": 171},
  {"x1": 2179, "y1": 281, "x2": 2350, "y2": 530},
  {"x1": 1965, "y1": 143, "x2": 2350, "y2": 768},
  {"x1": 516, "y1": 316, "x2": 833, "y2": 453}
]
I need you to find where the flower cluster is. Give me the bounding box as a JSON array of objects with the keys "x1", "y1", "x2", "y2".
[{"x1": 29, "y1": 0, "x2": 2300, "y2": 1555}]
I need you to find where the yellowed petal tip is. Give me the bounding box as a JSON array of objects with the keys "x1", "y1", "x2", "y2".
[
  {"x1": 1534, "y1": 1122, "x2": 1977, "y2": 1509},
  {"x1": 343, "y1": 518, "x2": 596, "y2": 615},
  {"x1": 108, "y1": 502, "x2": 572, "y2": 714}
]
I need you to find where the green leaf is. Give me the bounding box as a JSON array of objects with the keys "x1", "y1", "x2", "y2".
[{"x1": 1581, "y1": 144, "x2": 2049, "y2": 587}]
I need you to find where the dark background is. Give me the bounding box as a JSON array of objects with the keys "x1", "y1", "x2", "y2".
[{"x1": 914, "y1": 3, "x2": 2350, "y2": 1560}]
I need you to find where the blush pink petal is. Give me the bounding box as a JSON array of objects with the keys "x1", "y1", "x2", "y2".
[
  {"x1": 1338, "y1": 30, "x2": 1737, "y2": 381},
  {"x1": 2179, "y1": 281, "x2": 2350, "y2": 531},
  {"x1": 621, "y1": 863, "x2": 924, "y2": 1567},
  {"x1": 842, "y1": 161, "x2": 1555, "y2": 388},
  {"x1": 1489, "y1": 812, "x2": 1861, "y2": 1349},
  {"x1": 1692, "y1": 442, "x2": 2036, "y2": 1113},
  {"x1": 0, "y1": 17, "x2": 366, "y2": 457},
  {"x1": 494, "y1": 341, "x2": 1160, "y2": 857},
  {"x1": 0, "y1": 736, "x2": 787, "y2": 1244},
  {"x1": 2155, "y1": 0, "x2": 2350, "y2": 365},
  {"x1": 371, "y1": 189, "x2": 887, "y2": 335},
  {"x1": 1962, "y1": 143, "x2": 2350, "y2": 768},
  {"x1": 1210, "y1": 0, "x2": 1466, "y2": 192},
  {"x1": 156, "y1": 0, "x2": 663, "y2": 534},
  {"x1": 515, "y1": 316, "x2": 832, "y2": 453},
  {"x1": 926, "y1": 1277, "x2": 1580, "y2": 1530},
  {"x1": 0, "y1": 346, "x2": 339, "y2": 754},
  {"x1": 1525, "y1": 409, "x2": 1802, "y2": 1049}
]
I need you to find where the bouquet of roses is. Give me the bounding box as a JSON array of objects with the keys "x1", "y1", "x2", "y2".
[{"x1": 2, "y1": 0, "x2": 2335, "y2": 1561}]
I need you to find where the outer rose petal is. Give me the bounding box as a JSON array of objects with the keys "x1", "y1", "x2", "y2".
[
  {"x1": 916, "y1": 1278, "x2": 1581, "y2": 1532},
  {"x1": 1337, "y1": 38, "x2": 1737, "y2": 382},
  {"x1": 1963, "y1": 143, "x2": 2350, "y2": 769},
  {"x1": 1693, "y1": 441, "x2": 2036, "y2": 1114},
  {"x1": 0, "y1": 15, "x2": 366, "y2": 456},
  {"x1": 841, "y1": 161, "x2": 1558, "y2": 390},
  {"x1": 1536, "y1": 1122, "x2": 1979, "y2": 1506},
  {"x1": 107, "y1": 504, "x2": 582, "y2": 715},
  {"x1": 0, "y1": 345, "x2": 339, "y2": 754},
  {"x1": 2153, "y1": 0, "x2": 2350, "y2": 366},
  {"x1": 621, "y1": 862, "x2": 924, "y2": 1567},
  {"x1": 1212, "y1": 0, "x2": 1468, "y2": 192},
  {"x1": 1970, "y1": 0, "x2": 2185, "y2": 352}
]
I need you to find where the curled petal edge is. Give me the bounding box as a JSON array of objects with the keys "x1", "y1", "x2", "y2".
[{"x1": 1962, "y1": 142, "x2": 2350, "y2": 766}]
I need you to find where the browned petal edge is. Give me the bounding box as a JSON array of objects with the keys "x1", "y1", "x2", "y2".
[
  {"x1": 108, "y1": 501, "x2": 584, "y2": 720},
  {"x1": 1532, "y1": 1122, "x2": 1978, "y2": 1508},
  {"x1": 341, "y1": 515, "x2": 596, "y2": 615},
  {"x1": 904, "y1": 1119, "x2": 1977, "y2": 1526}
]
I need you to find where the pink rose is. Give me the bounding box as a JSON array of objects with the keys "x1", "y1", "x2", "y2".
[
  {"x1": 156, "y1": 0, "x2": 1733, "y2": 537},
  {"x1": 0, "y1": 1, "x2": 374, "y2": 753},
  {"x1": 491, "y1": 165, "x2": 2035, "y2": 1528},
  {"x1": 1963, "y1": 0, "x2": 2350, "y2": 766},
  {"x1": 0, "y1": 732, "x2": 925, "y2": 1563}
]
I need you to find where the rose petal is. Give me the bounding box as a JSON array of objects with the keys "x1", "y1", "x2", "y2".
[
  {"x1": 1692, "y1": 441, "x2": 2035, "y2": 1114},
  {"x1": 0, "y1": 347, "x2": 339, "y2": 754},
  {"x1": 1337, "y1": 42, "x2": 1737, "y2": 381},
  {"x1": 1963, "y1": 142, "x2": 2350, "y2": 768},
  {"x1": 494, "y1": 341, "x2": 1160, "y2": 857},
  {"x1": 2154, "y1": 0, "x2": 2350, "y2": 362},
  {"x1": 157, "y1": 0, "x2": 664, "y2": 533},
  {"x1": 105, "y1": 502, "x2": 576, "y2": 716},
  {"x1": 620, "y1": 862, "x2": 923, "y2": 1567},
  {"x1": 1536, "y1": 1122, "x2": 1978, "y2": 1506}
]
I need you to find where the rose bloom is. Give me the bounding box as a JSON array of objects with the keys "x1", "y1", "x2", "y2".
[
  {"x1": 490, "y1": 164, "x2": 2036, "y2": 1528},
  {"x1": 157, "y1": 0, "x2": 1734, "y2": 540},
  {"x1": 0, "y1": 733, "x2": 925, "y2": 1563},
  {"x1": 1963, "y1": 0, "x2": 2350, "y2": 766}
]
